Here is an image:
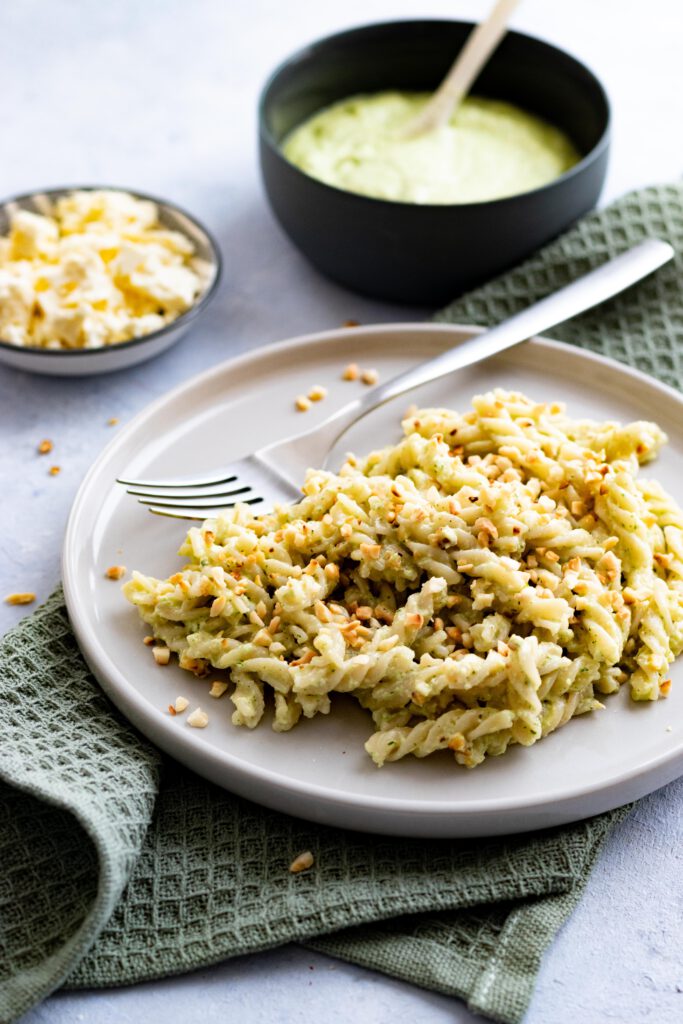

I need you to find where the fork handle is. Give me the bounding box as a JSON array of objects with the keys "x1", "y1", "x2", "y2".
[{"x1": 319, "y1": 238, "x2": 673, "y2": 449}]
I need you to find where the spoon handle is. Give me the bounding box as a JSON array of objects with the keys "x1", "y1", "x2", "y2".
[{"x1": 405, "y1": 0, "x2": 522, "y2": 137}]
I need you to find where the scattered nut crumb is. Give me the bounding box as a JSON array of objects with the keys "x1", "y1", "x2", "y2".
[
  {"x1": 152, "y1": 646, "x2": 170, "y2": 666},
  {"x1": 107, "y1": 417, "x2": 119, "y2": 427},
  {"x1": 37, "y1": 439, "x2": 53, "y2": 455},
  {"x1": 105, "y1": 565, "x2": 127, "y2": 580},
  {"x1": 343, "y1": 319, "x2": 359, "y2": 328},
  {"x1": 361, "y1": 368, "x2": 379, "y2": 386},
  {"x1": 359, "y1": 542, "x2": 381, "y2": 559},
  {"x1": 209, "y1": 680, "x2": 228, "y2": 698},
  {"x1": 307, "y1": 385, "x2": 327, "y2": 402},
  {"x1": 289, "y1": 851, "x2": 314, "y2": 873},
  {"x1": 174, "y1": 696, "x2": 189, "y2": 713},
  {"x1": 49, "y1": 465, "x2": 61, "y2": 476},
  {"x1": 355, "y1": 605, "x2": 373, "y2": 620},
  {"x1": 143, "y1": 635, "x2": 155, "y2": 646},
  {"x1": 342, "y1": 362, "x2": 359, "y2": 381},
  {"x1": 5, "y1": 592, "x2": 36, "y2": 606},
  {"x1": 187, "y1": 707, "x2": 209, "y2": 728},
  {"x1": 168, "y1": 704, "x2": 177, "y2": 715},
  {"x1": 295, "y1": 395, "x2": 311, "y2": 412}
]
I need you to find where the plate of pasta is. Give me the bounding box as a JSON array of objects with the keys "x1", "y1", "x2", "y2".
[{"x1": 63, "y1": 323, "x2": 683, "y2": 836}]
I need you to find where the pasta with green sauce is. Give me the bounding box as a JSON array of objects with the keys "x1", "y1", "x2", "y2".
[{"x1": 124, "y1": 390, "x2": 683, "y2": 768}]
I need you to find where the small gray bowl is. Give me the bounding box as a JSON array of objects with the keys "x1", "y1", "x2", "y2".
[{"x1": 0, "y1": 185, "x2": 222, "y2": 376}]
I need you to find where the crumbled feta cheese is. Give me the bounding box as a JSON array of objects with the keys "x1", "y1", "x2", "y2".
[{"x1": 0, "y1": 190, "x2": 202, "y2": 350}]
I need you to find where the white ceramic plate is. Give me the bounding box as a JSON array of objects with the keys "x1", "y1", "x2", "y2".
[{"x1": 63, "y1": 324, "x2": 683, "y2": 836}]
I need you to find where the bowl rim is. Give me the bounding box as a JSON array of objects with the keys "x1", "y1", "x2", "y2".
[
  {"x1": 258, "y1": 17, "x2": 611, "y2": 212},
  {"x1": 0, "y1": 183, "x2": 223, "y2": 359}
]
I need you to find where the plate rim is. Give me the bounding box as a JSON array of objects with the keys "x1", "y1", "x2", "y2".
[{"x1": 62, "y1": 322, "x2": 683, "y2": 826}]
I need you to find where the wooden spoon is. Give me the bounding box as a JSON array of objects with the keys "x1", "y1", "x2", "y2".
[{"x1": 402, "y1": 0, "x2": 522, "y2": 138}]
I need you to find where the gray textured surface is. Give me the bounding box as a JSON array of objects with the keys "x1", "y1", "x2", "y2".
[{"x1": 2, "y1": 1, "x2": 682, "y2": 1021}]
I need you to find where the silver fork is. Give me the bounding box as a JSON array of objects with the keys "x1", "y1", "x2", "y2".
[{"x1": 118, "y1": 239, "x2": 674, "y2": 519}]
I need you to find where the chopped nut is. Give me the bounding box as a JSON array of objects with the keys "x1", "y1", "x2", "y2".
[
  {"x1": 405, "y1": 612, "x2": 424, "y2": 629},
  {"x1": 355, "y1": 605, "x2": 373, "y2": 620},
  {"x1": 253, "y1": 628, "x2": 272, "y2": 646},
  {"x1": 210, "y1": 595, "x2": 227, "y2": 616},
  {"x1": 107, "y1": 417, "x2": 119, "y2": 426},
  {"x1": 168, "y1": 704, "x2": 177, "y2": 715},
  {"x1": 314, "y1": 600, "x2": 333, "y2": 623},
  {"x1": 295, "y1": 395, "x2": 311, "y2": 412},
  {"x1": 448, "y1": 733, "x2": 466, "y2": 752},
  {"x1": 660, "y1": 679, "x2": 672, "y2": 697},
  {"x1": 143, "y1": 635, "x2": 155, "y2": 645},
  {"x1": 49, "y1": 465, "x2": 61, "y2": 476},
  {"x1": 152, "y1": 646, "x2": 170, "y2": 666},
  {"x1": 209, "y1": 681, "x2": 228, "y2": 698},
  {"x1": 187, "y1": 707, "x2": 209, "y2": 728},
  {"x1": 359, "y1": 542, "x2": 381, "y2": 559},
  {"x1": 105, "y1": 565, "x2": 127, "y2": 580},
  {"x1": 174, "y1": 696, "x2": 189, "y2": 713},
  {"x1": 343, "y1": 319, "x2": 359, "y2": 328},
  {"x1": 308, "y1": 385, "x2": 327, "y2": 402},
  {"x1": 5, "y1": 592, "x2": 36, "y2": 606},
  {"x1": 545, "y1": 550, "x2": 560, "y2": 563},
  {"x1": 37, "y1": 439, "x2": 53, "y2": 455},
  {"x1": 289, "y1": 851, "x2": 314, "y2": 873},
  {"x1": 290, "y1": 650, "x2": 315, "y2": 667},
  {"x1": 342, "y1": 361, "x2": 359, "y2": 381},
  {"x1": 361, "y1": 368, "x2": 379, "y2": 386},
  {"x1": 475, "y1": 517, "x2": 498, "y2": 541}
]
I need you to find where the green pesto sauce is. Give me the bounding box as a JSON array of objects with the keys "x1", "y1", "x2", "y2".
[{"x1": 282, "y1": 92, "x2": 580, "y2": 205}]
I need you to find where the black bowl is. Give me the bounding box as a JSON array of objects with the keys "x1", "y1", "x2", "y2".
[{"x1": 259, "y1": 20, "x2": 610, "y2": 304}]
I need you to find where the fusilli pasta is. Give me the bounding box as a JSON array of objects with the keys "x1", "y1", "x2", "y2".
[{"x1": 125, "y1": 390, "x2": 683, "y2": 767}]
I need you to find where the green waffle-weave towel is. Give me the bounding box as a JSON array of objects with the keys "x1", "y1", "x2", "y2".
[{"x1": 1, "y1": 183, "x2": 682, "y2": 1024}]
